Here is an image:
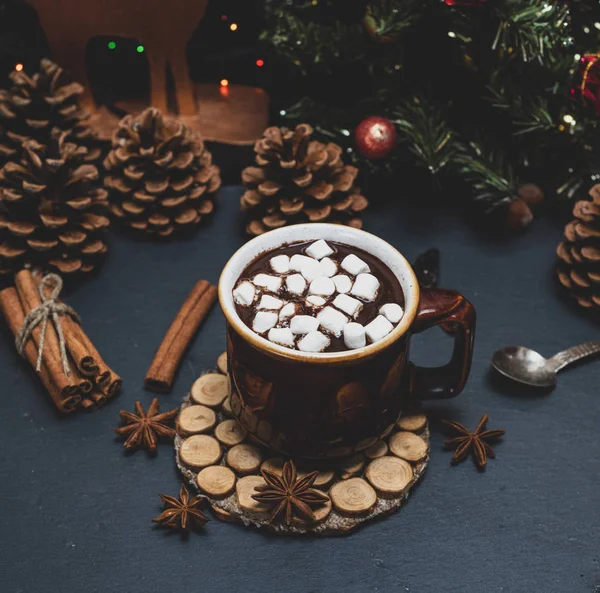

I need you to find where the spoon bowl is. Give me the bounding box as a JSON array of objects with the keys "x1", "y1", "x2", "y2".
[{"x1": 492, "y1": 346, "x2": 557, "y2": 388}]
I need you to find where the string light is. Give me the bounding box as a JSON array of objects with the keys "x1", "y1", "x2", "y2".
[
  {"x1": 136, "y1": 45, "x2": 145, "y2": 53},
  {"x1": 230, "y1": 23, "x2": 238, "y2": 31},
  {"x1": 256, "y1": 59, "x2": 264, "y2": 67},
  {"x1": 14, "y1": 63, "x2": 23, "y2": 72},
  {"x1": 563, "y1": 114, "x2": 575, "y2": 125},
  {"x1": 108, "y1": 41, "x2": 116, "y2": 50},
  {"x1": 220, "y1": 79, "x2": 229, "y2": 87}
]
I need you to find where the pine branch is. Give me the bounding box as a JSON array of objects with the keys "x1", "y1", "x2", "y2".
[{"x1": 364, "y1": 0, "x2": 419, "y2": 40}]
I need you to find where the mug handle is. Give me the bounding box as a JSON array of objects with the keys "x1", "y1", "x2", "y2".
[{"x1": 409, "y1": 288, "x2": 476, "y2": 400}]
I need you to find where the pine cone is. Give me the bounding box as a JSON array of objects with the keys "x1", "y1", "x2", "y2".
[
  {"x1": 556, "y1": 184, "x2": 600, "y2": 310},
  {"x1": 104, "y1": 108, "x2": 221, "y2": 238},
  {"x1": 0, "y1": 58, "x2": 102, "y2": 166},
  {"x1": 0, "y1": 131, "x2": 110, "y2": 275},
  {"x1": 241, "y1": 124, "x2": 368, "y2": 236}
]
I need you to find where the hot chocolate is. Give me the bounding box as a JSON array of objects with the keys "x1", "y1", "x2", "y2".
[{"x1": 232, "y1": 239, "x2": 404, "y2": 353}]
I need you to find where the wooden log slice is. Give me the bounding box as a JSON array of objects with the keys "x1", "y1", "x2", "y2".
[
  {"x1": 214, "y1": 419, "x2": 247, "y2": 446},
  {"x1": 226, "y1": 443, "x2": 262, "y2": 474},
  {"x1": 210, "y1": 504, "x2": 240, "y2": 523},
  {"x1": 355, "y1": 436, "x2": 378, "y2": 452},
  {"x1": 179, "y1": 435, "x2": 222, "y2": 469},
  {"x1": 261, "y1": 457, "x2": 285, "y2": 475},
  {"x1": 191, "y1": 373, "x2": 229, "y2": 408},
  {"x1": 292, "y1": 498, "x2": 333, "y2": 527},
  {"x1": 217, "y1": 352, "x2": 228, "y2": 375},
  {"x1": 330, "y1": 478, "x2": 377, "y2": 516},
  {"x1": 197, "y1": 465, "x2": 236, "y2": 498},
  {"x1": 339, "y1": 453, "x2": 365, "y2": 479},
  {"x1": 389, "y1": 431, "x2": 429, "y2": 462},
  {"x1": 365, "y1": 456, "x2": 413, "y2": 496},
  {"x1": 230, "y1": 391, "x2": 242, "y2": 417},
  {"x1": 397, "y1": 412, "x2": 427, "y2": 432},
  {"x1": 177, "y1": 405, "x2": 217, "y2": 436},
  {"x1": 236, "y1": 475, "x2": 269, "y2": 514},
  {"x1": 364, "y1": 440, "x2": 388, "y2": 460},
  {"x1": 221, "y1": 396, "x2": 233, "y2": 417}
]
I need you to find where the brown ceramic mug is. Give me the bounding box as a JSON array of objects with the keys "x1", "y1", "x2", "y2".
[{"x1": 219, "y1": 224, "x2": 475, "y2": 459}]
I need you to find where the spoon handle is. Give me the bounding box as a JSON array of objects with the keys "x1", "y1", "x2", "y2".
[{"x1": 549, "y1": 341, "x2": 600, "y2": 372}]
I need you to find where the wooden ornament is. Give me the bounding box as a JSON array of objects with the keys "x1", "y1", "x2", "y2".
[
  {"x1": 389, "y1": 432, "x2": 429, "y2": 462},
  {"x1": 330, "y1": 478, "x2": 377, "y2": 516},
  {"x1": 236, "y1": 476, "x2": 270, "y2": 514},
  {"x1": 365, "y1": 456, "x2": 413, "y2": 496},
  {"x1": 191, "y1": 374, "x2": 229, "y2": 408},
  {"x1": 214, "y1": 419, "x2": 247, "y2": 447},
  {"x1": 197, "y1": 465, "x2": 236, "y2": 498},
  {"x1": 397, "y1": 413, "x2": 427, "y2": 433},
  {"x1": 364, "y1": 440, "x2": 388, "y2": 460},
  {"x1": 177, "y1": 405, "x2": 217, "y2": 436},
  {"x1": 226, "y1": 443, "x2": 262, "y2": 475},
  {"x1": 217, "y1": 352, "x2": 228, "y2": 375},
  {"x1": 339, "y1": 454, "x2": 366, "y2": 480},
  {"x1": 179, "y1": 434, "x2": 222, "y2": 469}
]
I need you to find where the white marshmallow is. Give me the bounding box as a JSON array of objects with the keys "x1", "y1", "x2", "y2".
[
  {"x1": 309, "y1": 276, "x2": 336, "y2": 297},
  {"x1": 306, "y1": 295, "x2": 327, "y2": 308},
  {"x1": 298, "y1": 331, "x2": 330, "y2": 353},
  {"x1": 317, "y1": 306, "x2": 348, "y2": 337},
  {"x1": 252, "y1": 311, "x2": 278, "y2": 334},
  {"x1": 299, "y1": 258, "x2": 323, "y2": 282},
  {"x1": 343, "y1": 322, "x2": 366, "y2": 349},
  {"x1": 305, "y1": 239, "x2": 334, "y2": 260},
  {"x1": 341, "y1": 254, "x2": 370, "y2": 276},
  {"x1": 365, "y1": 315, "x2": 394, "y2": 343},
  {"x1": 233, "y1": 281, "x2": 256, "y2": 306},
  {"x1": 333, "y1": 294, "x2": 363, "y2": 318},
  {"x1": 289, "y1": 254, "x2": 314, "y2": 272},
  {"x1": 351, "y1": 273, "x2": 380, "y2": 302},
  {"x1": 257, "y1": 295, "x2": 284, "y2": 310},
  {"x1": 253, "y1": 274, "x2": 282, "y2": 293},
  {"x1": 319, "y1": 257, "x2": 337, "y2": 278},
  {"x1": 286, "y1": 274, "x2": 307, "y2": 295},
  {"x1": 270, "y1": 254, "x2": 290, "y2": 274},
  {"x1": 290, "y1": 315, "x2": 320, "y2": 334},
  {"x1": 267, "y1": 327, "x2": 295, "y2": 348},
  {"x1": 332, "y1": 275, "x2": 352, "y2": 294},
  {"x1": 379, "y1": 303, "x2": 404, "y2": 324},
  {"x1": 279, "y1": 302, "x2": 297, "y2": 320}
]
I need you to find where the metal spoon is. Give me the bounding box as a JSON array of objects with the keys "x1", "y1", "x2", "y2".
[{"x1": 492, "y1": 341, "x2": 600, "y2": 388}]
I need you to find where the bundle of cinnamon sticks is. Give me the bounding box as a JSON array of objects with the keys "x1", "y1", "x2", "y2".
[{"x1": 0, "y1": 269, "x2": 121, "y2": 413}]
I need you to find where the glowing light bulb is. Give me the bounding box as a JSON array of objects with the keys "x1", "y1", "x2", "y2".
[
  {"x1": 108, "y1": 41, "x2": 116, "y2": 50},
  {"x1": 220, "y1": 79, "x2": 229, "y2": 87},
  {"x1": 230, "y1": 23, "x2": 238, "y2": 31},
  {"x1": 448, "y1": 31, "x2": 456, "y2": 38},
  {"x1": 137, "y1": 45, "x2": 145, "y2": 53},
  {"x1": 563, "y1": 114, "x2": 575, "y2": 124},
  {"x1": 256, "y1": 59, "x2": 264, "y2": 67},
  {"x1": 14, "y1": 63, "x2": 23, "y2": 72}
]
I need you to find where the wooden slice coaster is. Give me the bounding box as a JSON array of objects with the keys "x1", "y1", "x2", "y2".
[
  {"x1": 292, "y1": 498, "x2": 333, "y2": 527},
  {"x1": 180, "y1": 435, "x2": 222, "y2": 469},
  {"x1": 339, "y1": 454, "x2": 365, "y2": 480},
  {"x1": 209, "y1": 504, "x2": 240, "y2": 523},
  {"x1": 389, "y1": 431, "x2": 429, "y2": 462},
  {"x1": 397, "y1": 413, "x2": 427, "y2": 432},
  {"x1": 364, "y1": 440, "x2": 388, "y2": 460},
  {"x1": 261, "y1": 457, "x2": 285, "y2": 475},
  {"x1": 197, "y1": 465, "x2": 236, "y2": 498},
  {"x1": 214, "y1": 419, "x2": 247, "y2": 446},
  {"x1": 177, "y1": 405, "x2": 217, "y2": 436},
  {"x1": 227, "y1": 443, "x2": 262, "y2": 475},
  {"x1": 366, "y1": 456, "x2": 413, "y2": 496},
  {"x1": 222, "y1": 396, "x2": 233, "y2": 417},
  {"x1": 330, "y1": 478, "x2": 377, "y2": 516},
  {"x1": 217, "y1": 352, "x2": 228, "y2": 375},
  {"x1": 236, "y1": 476, "x2": 269, "y2": 514},
  {"x1": 191, "y1": 373, "x2": 229, "y2": 408}
]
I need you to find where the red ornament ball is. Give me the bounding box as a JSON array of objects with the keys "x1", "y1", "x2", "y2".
[{"x1": 354, "y1": 116, "x2": 397, "y2": 160}]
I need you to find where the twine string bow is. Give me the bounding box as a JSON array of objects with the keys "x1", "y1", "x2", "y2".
[{"x1": 15, "y1": 273, "x2": 80, "y2": 376}]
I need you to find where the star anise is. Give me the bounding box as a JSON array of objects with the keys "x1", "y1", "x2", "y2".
[
  {"x1": 114, "y1": 398, "x2": 178, "y2": 452},
  {"x1": 441, "y1": 413, "x2": 505, "y2": 470},
  {"x1": 252, "y1": 459, "x2": 330, "y2": 525},
  {"x1": 152, "y1": 483, "x2": 209, "y2": 530}
]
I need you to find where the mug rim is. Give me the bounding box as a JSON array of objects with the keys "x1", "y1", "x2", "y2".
[{"x1": 218, "y1": 223, "x2": 420, "y2": 364}]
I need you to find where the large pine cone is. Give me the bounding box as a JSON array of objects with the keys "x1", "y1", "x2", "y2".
[
  {"x1": 0, "y1": 58, "x2": 102, "y2": 166},
  {"x1": 104, "y1": 108, "x2": 221, "y2": 237},
  {"x1": 556, "y1": 184, "x2": 600, "y2": 310},
  {"x1": 0, "y1": 131, "x2": 110, "y2": 275},
  {"x1": 241, "y1": 124, "x2": 368, "y2": 236}
]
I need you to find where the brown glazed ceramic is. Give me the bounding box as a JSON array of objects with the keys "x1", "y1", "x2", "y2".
[{"x1": 219, "y1": 224, "x2": 475, "y2": 459}]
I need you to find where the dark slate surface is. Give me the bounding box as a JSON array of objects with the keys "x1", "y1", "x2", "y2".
[{"x1": 1, "y1": 185, "x2": 598, "y2": 593}]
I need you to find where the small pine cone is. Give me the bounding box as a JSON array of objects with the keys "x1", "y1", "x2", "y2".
[
  {"x1": 104, "y1": 108, "x2": 221, "y2": 238},
  {"x1": 556, "y1": 184, "x2": 600, "y2": 310},
  {"x1": 0, "y1": 131, "x2": 110, "y2": 275},
  {"x1": 0, "y1": 58, "x2": 102, "y2": 166},
  {"x1": 241, "y1": 124, "x2": 368, "y2": 236}
]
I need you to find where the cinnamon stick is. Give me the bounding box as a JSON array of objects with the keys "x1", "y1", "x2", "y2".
[
  {"x1": 0, "y1": 286, "x2": 80, "y2": 413},
  {"x1": 14, "y1": 269, "x2": 81, "y2": 402},
  {"x1": 145, "y1": 279, "x2": 218, "y2": 393}
]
